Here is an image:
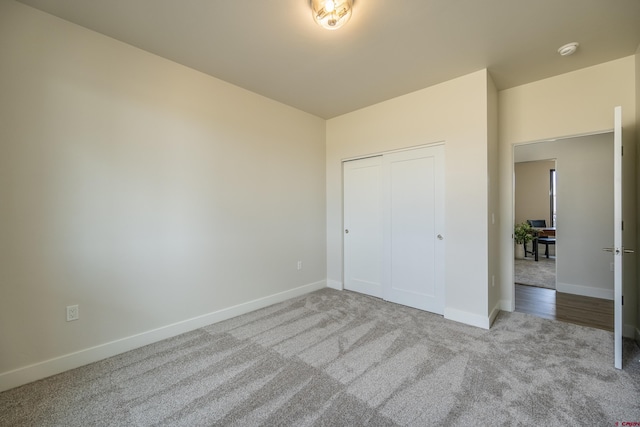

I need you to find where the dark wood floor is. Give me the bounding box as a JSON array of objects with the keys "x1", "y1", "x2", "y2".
[{"x1": 515, "y1": 284, "x2": 614, "y2": 332}]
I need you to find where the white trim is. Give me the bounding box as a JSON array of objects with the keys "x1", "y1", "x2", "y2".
[
  {"x1": 0, "y1": 280, "x2": 326, "y2": 392},
  {"x1": 613, "y1": 106, "x2": 623, "y2": 370},
  {"x1": 341, "y1": 141, "x2": 445, "y2": 163},
  {"x1": 500, "y1": 299, "x2": 514, "y2": 312},
  {"x1": 444, "y1": 307, "x2": 491, "y2": 330},
  {"x1": 326, "y1": 279, "x2": 343, "y2": 290},
  {"x1": 488, "y1": 301, "x2": 502, "y2": 327},
  {"x1": 511, "y1": 129, "x2": 614, "y2": 148},
  {"x1": 556, "y1": 282, "x2": 613, "y2": 300}
]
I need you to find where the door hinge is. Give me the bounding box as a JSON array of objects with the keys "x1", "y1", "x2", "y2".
[
  {"x1": 622, "y1": 295, "x2": 624, "y2": 305},
  {"x1": 621, "y1": 146, "x2": 624, "y2": 156},
  {"x1": 622, "y1": 221, "x2": 624, "y2": 231}
]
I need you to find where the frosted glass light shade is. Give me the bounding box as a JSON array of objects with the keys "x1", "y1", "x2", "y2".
[{"x1": 311, "y1": 0, "x2": 353, "y2": 30}]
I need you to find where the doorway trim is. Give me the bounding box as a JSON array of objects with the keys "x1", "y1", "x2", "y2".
[
  {"x1": 509, "y1": 129, "x2": 613, "y2": 311},
  {"x1": 341, "y1": 141, "x2": 445, "y2": 163}
]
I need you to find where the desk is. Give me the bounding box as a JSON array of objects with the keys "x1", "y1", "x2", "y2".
[
  {"x1": 534, "y1": 227, "x2": 556, "y2": 237},
  {"x1": 532, "y1": 228, "x2": 556, "y2": 261}
]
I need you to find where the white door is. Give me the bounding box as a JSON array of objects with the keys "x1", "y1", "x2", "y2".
[
  {"x1": 605, "y1": 106, "x2": 627, "y2": 369},
  {"x1": 343, "y1": 156, "x2": 383, "y2": 298},
  {"x1": 612, "y1": 106, "x2": 625, "y2": 369},
  {"x1": 382, "y1": 145, "x2": 445, "y2": 314}
]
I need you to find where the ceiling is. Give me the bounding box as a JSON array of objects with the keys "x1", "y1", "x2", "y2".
[{"x1": 16, "y1": 0, "x2": 640, "y2": 119}]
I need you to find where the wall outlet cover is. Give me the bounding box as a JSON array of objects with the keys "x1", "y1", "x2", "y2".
[{"x1": 66, "y1": 305, "x2": 79, "y2": 322}]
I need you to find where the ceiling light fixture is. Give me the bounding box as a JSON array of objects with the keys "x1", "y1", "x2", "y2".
[
  {"x1": 311, "y1": 0, "x2": 353, "y2": 30},
  {"x1": 557, "y1": 42, "x2": 579, "y2": 56}
]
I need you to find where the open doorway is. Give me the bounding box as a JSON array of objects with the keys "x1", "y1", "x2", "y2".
[
  {"x1": 513, "y1": 133, "x2": 614, "y2": 332},
  {"x1": 514, "y1": 159, "x2": 557, "y2": 290}
]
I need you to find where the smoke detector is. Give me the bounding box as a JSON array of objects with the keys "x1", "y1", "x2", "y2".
[{"x1": 557, "y1": 42, "x2": 579, "y2": 56}]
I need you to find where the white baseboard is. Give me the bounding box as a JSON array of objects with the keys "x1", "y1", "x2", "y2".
[
  {"x1": 488, "y1": 301, "x2": 502, "y2": 328},
  {"x1": 500, "y1": 299, "x2": 514, "y2": 312},
  {"x1": 0, "y1": 280, "x2": 327, "y2": 393},
  {"x1": 326, "y1": 279, "x2": 343, "y2": 290},
  {"x1": 556, "y1": 282, "x2": 613, "y2": 300},
  {"x1": 444, "y1": 307, "x2": 491, "y2": 330}
]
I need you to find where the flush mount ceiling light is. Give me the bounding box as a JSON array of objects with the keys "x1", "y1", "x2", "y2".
[
  {"x1": 557, "y1": 42, "x2": 579, "y2": 56},
  {"x1": 311, "y1": 0, "x2": 353, "y2": 30}
]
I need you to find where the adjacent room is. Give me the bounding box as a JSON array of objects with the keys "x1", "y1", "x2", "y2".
[
  {"x1": 514, "y1": 158, "x2": 557, "y2": 288},
  {"x1": 1, "y1": 0, "x2": 640, "y2": 425}
]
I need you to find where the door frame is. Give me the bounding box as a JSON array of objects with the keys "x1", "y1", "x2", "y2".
[
  {"x1": 511, "y1": 129, "x2": 624, "y2": 367},
  {"x1": 510, "y1": 130, "x2": 615, "y2": 309}
]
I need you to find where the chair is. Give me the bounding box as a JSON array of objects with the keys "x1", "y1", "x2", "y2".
[
  {"x1": 527, "y1": 219, "x2": 547, "y2": 228},
  {"x1": 522, "y1": 219, "x2": 542, "y2": 257},
  {"x1": 537, "y1": 235, "x2": 556, "y2": 258},
  {"x1": 526, "y1": 219, "x2": 555, "y2": 259}
]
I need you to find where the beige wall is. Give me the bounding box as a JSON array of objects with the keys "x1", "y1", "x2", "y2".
[
  {"x1": 0, "y1": 1, "x2": 326, "y2": 388},
  {"x1": 499, "y1": 56, "x2": 637, "y2": 336},
  {"x1": 327, "y1": 69, "x2": 493, "y2": 327},
  {"x1": 514, "y1": 160, "x2": 555, "y2": 227}
]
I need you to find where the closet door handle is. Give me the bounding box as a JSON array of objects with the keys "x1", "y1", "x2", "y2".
[
  {"x1": 345, "y1": 229, "x2": 349, "y2": 234},
  {"x1": 437, "y1": 234, "x2": 443, "y2": 240}
]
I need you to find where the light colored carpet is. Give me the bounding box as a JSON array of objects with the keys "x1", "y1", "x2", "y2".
[
  {"x1": 515, "y1": 256, "x2": 556, "y2": 289},
  {"x1": 1, "y1": 288, "x2": 639, "y2": 426}
]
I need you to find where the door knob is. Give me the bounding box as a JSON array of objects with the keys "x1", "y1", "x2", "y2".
[
  {"x1": 437, "y1": 234, "x2": 443, "y2": 240},
  {"x1": 345, "y1": 229, "x2": 349, "y2": 234},
  {"x1": 603, "y1": 247, "x2": 622, "y2": 255}
]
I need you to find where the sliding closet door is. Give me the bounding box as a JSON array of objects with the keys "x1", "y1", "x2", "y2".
[
  {"x1": 343, "y1": 146, "x2": 445, "y2": 314},
  {"x1": 343, "y1": 156, "x2": 383, "y2": 298},
  {"x1": 382, "y1": 145, "x2": 445, "y2": 314}
]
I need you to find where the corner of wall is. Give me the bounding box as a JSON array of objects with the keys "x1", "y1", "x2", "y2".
[
  {"x1": 326, "y1": 279, "x2": 343, "y2": 290},
  {"x1": 444, "y1": 307, "x2": 492, "y2": 330},
  {"x1": 487, "y1": 70, "x2": 501, "y2": 317}
]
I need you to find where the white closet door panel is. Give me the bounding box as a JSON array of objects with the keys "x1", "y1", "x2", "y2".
[
  {"x1": 383, "y1": 145, "x2": 445, "y2": 314},
  {"x1": 390, "y1": 156, "x2": 436, "y2": 293},
  {"x1": 343, "y1": 156, "x2": 383, "y2": 298}
]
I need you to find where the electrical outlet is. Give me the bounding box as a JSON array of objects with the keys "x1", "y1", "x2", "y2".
[
  {"x1": 297, "y1": 261, "x2": 303, "y2": 270},
  {"x1": 66, "y1": 305, "x2": 79, "y2": 322}
]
